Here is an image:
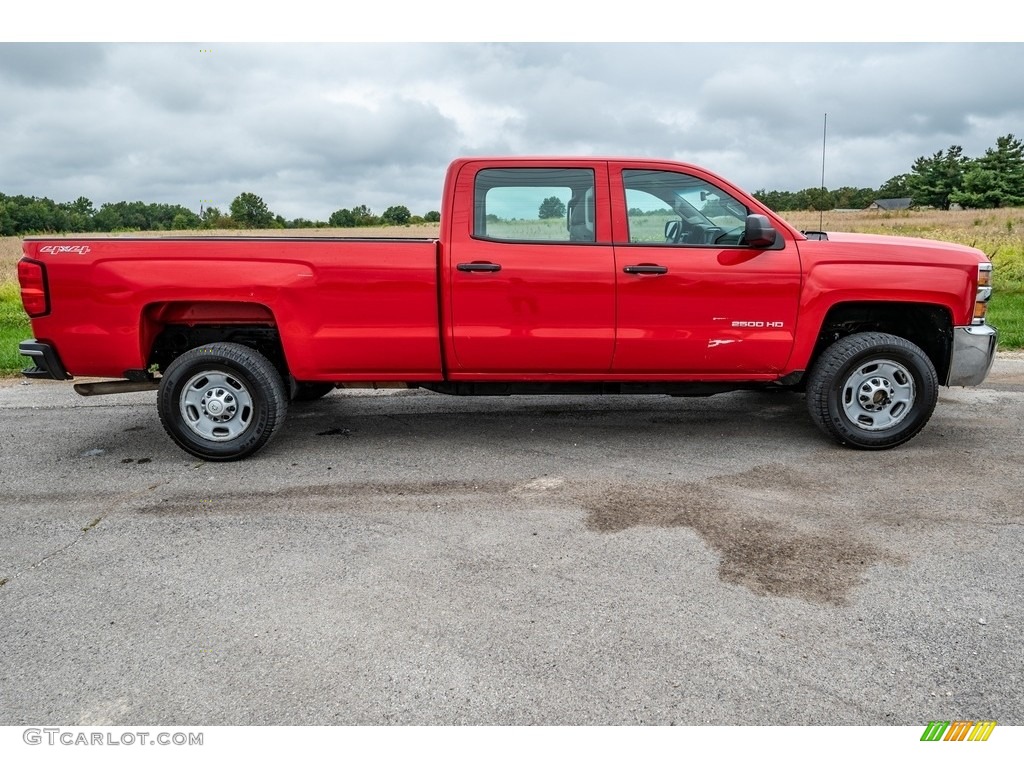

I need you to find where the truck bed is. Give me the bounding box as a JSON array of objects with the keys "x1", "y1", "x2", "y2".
[{"x1": 22, "y1": 236, "x2": 444, "y2": 380}]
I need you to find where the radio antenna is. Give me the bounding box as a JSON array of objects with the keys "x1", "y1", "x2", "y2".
[{"x1": 819, "y1": 113, "x2": 827, "y2": 231}]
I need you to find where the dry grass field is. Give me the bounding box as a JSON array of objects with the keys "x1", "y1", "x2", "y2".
[
  {"x1": 2, "y1": 209, "x2": 1022, "y2": 374},
  {"x1": 786, "y1": 207, "x2": 1024, "y2": 272},
  {"x1": 786, "y1": 206, "x2": 1024, "y2": 234},
  {"x1": 1, "y1": 236, "x2": 22, "y2": 283}
]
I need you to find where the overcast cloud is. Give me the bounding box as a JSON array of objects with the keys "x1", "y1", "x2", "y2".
[{"x1": 1, "y1": 42, "x2": 1022, "y2": 220}]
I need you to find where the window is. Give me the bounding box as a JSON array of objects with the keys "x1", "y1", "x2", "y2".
[
  {"x1": 623, "y1": 169, "x2": 749, "y2": 246},
  {"x1": 474, "y1": 168, "x2": 596, "y2": 243}
]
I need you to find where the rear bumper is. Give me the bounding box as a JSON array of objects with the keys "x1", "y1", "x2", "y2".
[
  {"x1": 19, "y1": 339, "x2": 72, "y2": 380},
  {"x1": 946, "y1": 324, "x2": 998, "y2": 387}
]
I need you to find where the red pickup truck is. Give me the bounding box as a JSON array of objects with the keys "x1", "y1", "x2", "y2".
[{"x1": 18, "y1": 157, "x2": 997, "y2": 460}]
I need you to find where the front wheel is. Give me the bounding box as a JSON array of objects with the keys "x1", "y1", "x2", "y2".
[
  {"x1": 157, "y1": 342, "x2": 288, "y2": 461},
  {"x1": 806, "y1": 332, "x2": 938, "y2": 450}
]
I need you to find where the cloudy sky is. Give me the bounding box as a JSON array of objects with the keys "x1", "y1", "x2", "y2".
[{"x1": 1, "y1": 37, "x2": 1022, "y2": 220}]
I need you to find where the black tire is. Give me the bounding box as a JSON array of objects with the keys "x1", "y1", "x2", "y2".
[
  {"x1": 157, "y1": 342, "x2": 288, "y2": 461},
  {"x1": 292, "y1": 381, "x2": 336, "y2": 402},
  {"x1": 806, "y1": 332, "x2": 938, "y2": 450}
]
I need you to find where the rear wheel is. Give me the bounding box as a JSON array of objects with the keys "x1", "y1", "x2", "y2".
[
  {"x1": 158, "y1": 342, "x2": 288, "y2": 461},
  {"x1": 806, "y1": 332, "x2": 938, "y2": 449}
]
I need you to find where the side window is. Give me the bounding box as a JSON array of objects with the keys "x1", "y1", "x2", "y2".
[
  {"x1": 474, "y1": 168, "x2": 596, "y2": 243},
  {"x1": 623, "y1": 169, "x2": 749, "y2": 247}
]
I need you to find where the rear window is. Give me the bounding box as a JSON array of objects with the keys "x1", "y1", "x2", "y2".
[{"x1": 473, "y1": 168, "x2": 596, "y2": 243}]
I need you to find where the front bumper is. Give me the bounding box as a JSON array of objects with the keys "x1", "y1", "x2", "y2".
[
  {"x1": 946, "y1": 324, "x2": 998, "y2": 387},
  {"x1": 19, "y1": 339, "x2": 72, "y2": 380}
]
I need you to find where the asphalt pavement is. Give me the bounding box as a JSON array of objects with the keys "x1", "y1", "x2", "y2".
[{"x1": 1, "y1": 354, "x2": 1022, "y2": 725}]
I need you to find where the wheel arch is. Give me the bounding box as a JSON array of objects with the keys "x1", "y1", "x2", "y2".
[
  {"x1": 805, "y1": 301, "x2": 954, "y2": 385},
  {"x1": 142, "y1": 301, "x2": 290, "y2": 380}
]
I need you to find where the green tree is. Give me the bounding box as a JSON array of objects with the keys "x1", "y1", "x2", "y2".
[
  {"x1": 538, "y1": 196, "x2": 565, "y2": 219},
  {"x1": 985, "y1": 134, "x2": 1024, "y2": 204},
  {"x1": 329, "y1": 208, "x2": 356, "y2": 227},
  {"x1": 809, "y1": 188, "x2": 831, "y2": 211},
  {"x1": 753, "y1": 189, "x2": 799, "y2": 211},
  {"x1": 200, "y1": 206, "x2": 223, "y2": 228},
  {"x1": 832, "y1": 186, "x2": 876, "y2": 209},
  {"x1": 92, "y1": 202, "x2": 122, "y2": 232},
  {"x1": 171, "y1": 211, "x2": 201, "y2": 230},
  {"x1": 423, "y1": 210, "x2": 441, "y2": 222},
  {"x1": 381, "y1": 205, "x2": 411, "y2": 225},
  {"x1": 331, "y1": 205, "x2": 377, "y2": 226},
  {"x1": 229, "y1": 192, "x2": 274, "y2": 228},
  {"x1": 94, "y1": 201, "x2": 152, "y2": 231},
  {"x1": 907, "y1": 145, "x2": 967, "y2": 210},
  {"x1": 19, "y1": 199, "x2": 61, "y2": 232},
  {"x1": 951, "y1": 134, "x2": 1024, "y2": 208},
  {"x1": 351, "y1": 204, "x2": 377, "y2": 226},
  {"x1": 60, "y1": 196, "x2": 96, "y2": 231},
  {"x1": 950, "y1": 165, "x2": 999, "y2": 209},
  {"x1": 70, "y1": 196, "x2": 95, "y2": 215},
  {"x1": 0, "y1": 201, "x2": 15, "y2": 236},
  {"x1": 877, "y1": 174, "x2": 911, "y2": 200}
]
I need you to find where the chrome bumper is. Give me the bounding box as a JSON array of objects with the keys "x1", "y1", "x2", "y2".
[{"x1": 946, "y1": 324, "x2": 998, "y2": 386}]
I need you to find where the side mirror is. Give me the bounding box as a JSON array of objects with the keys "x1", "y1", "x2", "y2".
[
  {"x1": 744, "y1": 214, "x2": 777, "y2": 248},
  {"x1": 665, "y1": 220, "x2": 682, "y2": 243}
]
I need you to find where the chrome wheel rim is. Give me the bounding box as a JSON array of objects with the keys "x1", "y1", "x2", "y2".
[
  {"x1": 841, "y1": 359, "x2": 915, "y2": 431},
  {"x1": 179, "y1": 371, "x2": 253, "y2": 441}
]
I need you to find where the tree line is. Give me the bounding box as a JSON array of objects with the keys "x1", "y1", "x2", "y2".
[
  {"x1": 3, "y1": 134, "x2": 1022, "y2": 235},
  {"x1": 754, "y1": 134, "x2": 1024, "y2": 212},
  {"x1": 0, "y1": 190, "x2": 441, "y2": 236}
]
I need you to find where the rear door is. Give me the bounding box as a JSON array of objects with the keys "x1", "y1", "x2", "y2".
[{"x1": 445, "y1": 160, "x2": 615, "y2": 374}]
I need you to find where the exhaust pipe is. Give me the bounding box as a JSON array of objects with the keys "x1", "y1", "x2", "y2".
[{"x1": 74, "y1": 380, "x2": 161, "y2": 397}]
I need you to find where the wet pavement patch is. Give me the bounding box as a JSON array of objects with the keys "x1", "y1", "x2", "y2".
[{"x1": 579, "y1": 465, "x2": 900, "y2": 605}]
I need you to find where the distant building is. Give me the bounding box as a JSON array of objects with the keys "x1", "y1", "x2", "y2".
[{"x1": 867, "y1": 198, "x2": 912, "y2": 211}]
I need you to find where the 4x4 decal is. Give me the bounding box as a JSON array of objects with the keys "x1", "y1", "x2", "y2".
[{"x1": 39, "y1": 245, "x2": 91, "y2": 255}]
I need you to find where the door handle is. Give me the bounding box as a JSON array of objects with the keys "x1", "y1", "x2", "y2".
[
  {"x1": 623, "y1": 264, "x2": 668, "y2": 275},
  {"x1": 457, "y1": 262, "x2": 502, "y2": 273}
]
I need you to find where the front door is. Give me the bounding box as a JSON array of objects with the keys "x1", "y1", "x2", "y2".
[{"x1": 610, "y1": 165, "x2": 802, "y2": 375}]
